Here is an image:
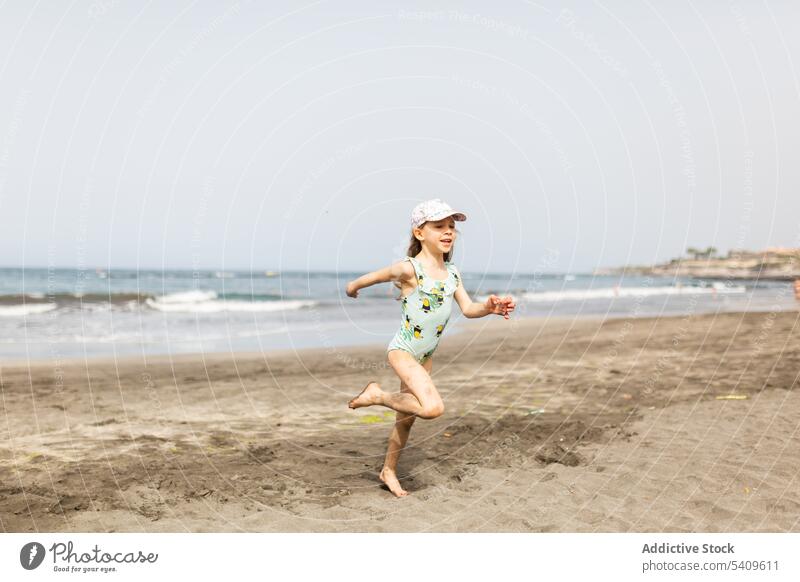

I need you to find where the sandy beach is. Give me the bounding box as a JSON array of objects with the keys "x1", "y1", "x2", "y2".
[{"x1": 2, "y1": 309, "x2": 799, "y2": 532}]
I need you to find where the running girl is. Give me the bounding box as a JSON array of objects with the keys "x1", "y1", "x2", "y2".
[{"x1": 345, "y1": 199, "x2": 515, "y2": 497}]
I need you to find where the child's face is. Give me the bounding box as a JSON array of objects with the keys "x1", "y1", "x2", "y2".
[{"x1": 416, "y1": 216, "x2": 457, "y2": 253}]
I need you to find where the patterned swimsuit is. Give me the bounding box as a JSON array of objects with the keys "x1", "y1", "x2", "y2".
[{"x1": 387, "y1": 256, "x2": 459, "y2": 364}]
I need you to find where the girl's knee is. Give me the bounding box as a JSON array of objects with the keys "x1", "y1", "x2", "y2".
[{"x1": 418, "y1": 400, "x2": 445, "y2": 420}]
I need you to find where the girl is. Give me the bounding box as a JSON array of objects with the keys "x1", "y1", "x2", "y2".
[{"x1": 345, "y1": 199, "x2": 516, "y2": 497}]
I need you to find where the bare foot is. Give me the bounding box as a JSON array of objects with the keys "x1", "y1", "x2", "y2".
[
  {"x1": 379, "y1": 466, "x2": 408, "y2": 497},
  {"x1": 348, "y1": 382, "x2": 381, "y2": 409}
]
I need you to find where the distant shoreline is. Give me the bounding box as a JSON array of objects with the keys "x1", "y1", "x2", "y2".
[
  {"x1": 594, "y1": 267, "x2": 800, "y2": 281},
  {"x1": 596, "y1": 247, "x2": 800, "y2": 281}
]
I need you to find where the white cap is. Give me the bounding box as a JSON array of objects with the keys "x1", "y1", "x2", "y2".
[{"x1": 411, "y1": 198, "x2": 467, "y2": 228}]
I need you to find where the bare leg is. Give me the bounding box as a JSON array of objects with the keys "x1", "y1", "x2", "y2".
[
  {"x1": 348, "y1": 382, "x2": 424, "y2": 415},
  {"x1": 379, "y1": 356, "x2": 434, "y2": 497},
  {"x1": 379, "y1": 410, "x2": 416, "y2": 497}
]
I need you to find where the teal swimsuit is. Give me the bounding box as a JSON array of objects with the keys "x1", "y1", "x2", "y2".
[{"x1": 387, "y1": 256, "x2": 460, "y2": 364}]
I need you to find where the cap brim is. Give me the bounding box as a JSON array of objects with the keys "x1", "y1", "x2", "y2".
[{"x1": 427, "y1": 210, "x2": 467, "y2": 222}]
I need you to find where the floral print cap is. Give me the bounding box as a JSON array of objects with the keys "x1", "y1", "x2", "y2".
[{"x1": 411, "y1": 198, "x2": 467, "y2": 228}]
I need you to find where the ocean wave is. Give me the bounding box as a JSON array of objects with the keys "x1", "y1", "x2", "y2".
[
  {"x1": 0, "y1": 326, "x2": 293, "y2": 344},
  {"x1": 145, "y1": 299, "x2": 317, "y2": 313},
  {"x1": 0, "y1": 292, "x2": 153, "y2": 305},
  {"x1": 520, "y1": 284, "x2": 747, "y2": 302},
  {"x1": 0, "y1": 289, "x2": 311, "y2": 314},
  {"x1": 151, "y1": 290, "x2": 218, "y2": 304},
  {"x1": 0, "y1": 303, "x2": 58, "y2": 317},
  {"x1": 145, "y1": 291, "x2": 316, "y2": 313}
]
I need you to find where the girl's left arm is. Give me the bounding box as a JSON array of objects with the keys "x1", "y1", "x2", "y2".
[{"x1": 453, "y1": 267, "x2": 516, "y2": 319}]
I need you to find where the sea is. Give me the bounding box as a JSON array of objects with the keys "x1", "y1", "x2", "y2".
[{"x1": 0, "y1": 266, "x2": 797, "y2": 360}]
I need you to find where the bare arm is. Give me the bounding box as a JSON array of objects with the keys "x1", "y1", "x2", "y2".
[
  {"x1": 452, "y1": 266, "x2": 516, "y2": 319},
  {"x1": 453, "y1": 281, "x2": 490, "y2": 318},
  {"x1": 346, "y1": 261, "x2": 413, "y2": 298}
]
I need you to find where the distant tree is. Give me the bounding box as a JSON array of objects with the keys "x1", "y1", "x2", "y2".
[
  {"x1": 686, "y1": 247, "x2": 700, "y2": 260},
  {"x1": 704, "y1": 246, "x2": 718, "y2": 259}
]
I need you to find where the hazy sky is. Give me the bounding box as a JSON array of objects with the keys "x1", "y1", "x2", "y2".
[{"x1": 1, "y1": 0, "x2": 798, "y2": 274}]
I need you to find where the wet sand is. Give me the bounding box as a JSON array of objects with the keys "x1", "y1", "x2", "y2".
[{"x1": 1, "y1": 309, "x2": 799, "y2": 532}]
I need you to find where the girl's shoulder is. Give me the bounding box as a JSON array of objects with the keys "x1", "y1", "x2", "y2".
[
  {"x1": 403, "y1": 255, "x2": 423, "y2": 278},
  {"x1": 442, "y1": 261, "x2": 461, "y2": 290}
]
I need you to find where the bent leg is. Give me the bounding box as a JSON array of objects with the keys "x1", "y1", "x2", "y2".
[
  {"x1": 387, "y1": 350, "x2": 444, "y2": 419},
  {"x1": 349, "y1": 350, "x2": 443, "y2": 418}
]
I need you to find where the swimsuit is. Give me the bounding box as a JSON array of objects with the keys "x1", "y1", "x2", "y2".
[{"x1": 387, "y1": 255, "x2": 460, "y2": 364}]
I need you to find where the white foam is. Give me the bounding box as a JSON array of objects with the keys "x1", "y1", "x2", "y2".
[
  {"x1": 145, "y1": 297, "x2": 316, "y2": 313},
  {"x1": 153, "y1": 290, "x2": 218, "y2": 304},
  {"x1": 0, "y1": 303, "x2": 57, "y2": 316},
  {"x1": 519, "y1": 285, "x2": 747, "y2": 302},
  {"x1": 44, "y1": 326, "x2": 293, "y2": 344}
]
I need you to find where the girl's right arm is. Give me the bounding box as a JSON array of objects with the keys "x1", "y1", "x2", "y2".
[{"x1": 346, "y1": 261, "x2": 411, "y2": 298}]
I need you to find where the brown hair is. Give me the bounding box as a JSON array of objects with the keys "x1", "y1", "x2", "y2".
[{"x1": 392, "y1": 223, "x2": 457, "y2": 300}]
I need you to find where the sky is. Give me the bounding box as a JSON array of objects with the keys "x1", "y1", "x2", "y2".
[{"x1": 0, "y1": 0, "x2": 798, "y2": 274}]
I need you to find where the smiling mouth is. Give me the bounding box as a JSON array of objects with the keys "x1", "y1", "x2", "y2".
[{"x1": 442, "y1": 239, "x2": 452, "y2": 244}]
